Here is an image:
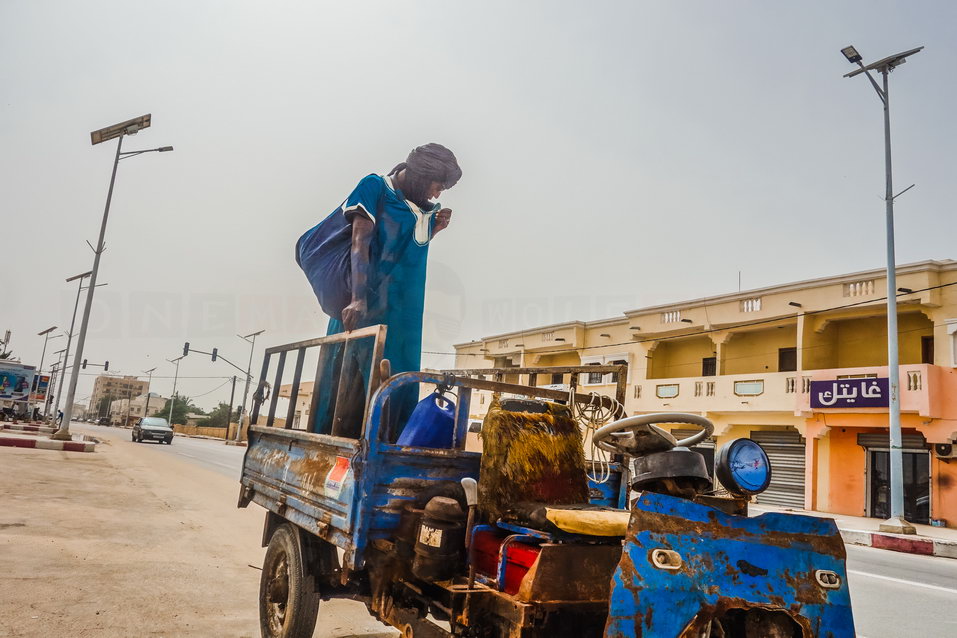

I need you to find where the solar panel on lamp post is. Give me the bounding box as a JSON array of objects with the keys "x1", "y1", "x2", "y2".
[
  {"x1": 841, "y1": 45, "x2": 923, "y2": 535},
  {"x1": 52, "y1": 115, "x2": 173, "y2": 440}
]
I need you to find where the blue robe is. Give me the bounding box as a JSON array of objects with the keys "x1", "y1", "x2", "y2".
[{"x1": 296, "y1": 174, "x2": 437, "y2": 438}]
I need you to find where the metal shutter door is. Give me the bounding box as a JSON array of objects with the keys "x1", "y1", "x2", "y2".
[{"x1": 750, "y1": 430, "x2": 806, "y2": 509}]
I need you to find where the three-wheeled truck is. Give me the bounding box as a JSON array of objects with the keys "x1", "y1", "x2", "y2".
[{"x1": 238, "y1": 326, "x2": 856, "y2": 637}]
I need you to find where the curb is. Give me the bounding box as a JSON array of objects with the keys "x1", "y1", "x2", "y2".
[
  {"x1": 1, "y1": 424, "x2": 57, "y2": 435},
  {"x1": 0, "y1": 435, "x2": 96, "y2": 453},
  {"x1": 840, "y1": 528, "x2": 957, "y2": 560}
]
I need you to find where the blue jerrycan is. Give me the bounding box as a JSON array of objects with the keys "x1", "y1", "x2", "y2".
[{"x1": 396, "y1": 390, "x2": 456, "y2": 448}]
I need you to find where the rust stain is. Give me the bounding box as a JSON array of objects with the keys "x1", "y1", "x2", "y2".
[
  {"x1": 782, "y1": 568, "x2": 828, "y2": 606},
  {"x1": 629, "y1": 509, "x2": 845, "y2": 558}
]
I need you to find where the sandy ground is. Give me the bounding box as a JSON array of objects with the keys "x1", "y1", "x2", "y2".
[{"x1": 0, "y1": 425, "x2": 396, "y2": 638}]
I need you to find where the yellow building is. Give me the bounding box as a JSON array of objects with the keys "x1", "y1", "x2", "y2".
[
  {"x1": 454, "y1": 260, "x2": 957, "y2": 528},
  {"x1": 88, "y1": 374, "x2": 149, "y2": 419}
]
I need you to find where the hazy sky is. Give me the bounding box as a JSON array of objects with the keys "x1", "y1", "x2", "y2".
[{"x1": 2, "y1": 1, "x2": 955, "y2": 410}]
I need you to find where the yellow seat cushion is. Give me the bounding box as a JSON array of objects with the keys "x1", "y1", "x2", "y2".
[{"x1": 543, "y1": 506, "x2": 631, "y2": 537}]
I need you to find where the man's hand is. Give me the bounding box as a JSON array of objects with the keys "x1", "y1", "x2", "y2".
[
  {"x1": 341, "y1": 299, "x2": 367, "y2": 331},
  {"x1": 432, "y1": 208, "x2": 452, "y2": 236}
]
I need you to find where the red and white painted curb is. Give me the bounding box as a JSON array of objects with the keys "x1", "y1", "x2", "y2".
[
  {"x1": 1, "y1": 424, "x2": 57, "y2": 434},
  {"x1": 841, "y1": 528, "x2": 957, "y2": 560},
  {"x1": 0, "y1": 435, "x2": 95, "y2": 453}
]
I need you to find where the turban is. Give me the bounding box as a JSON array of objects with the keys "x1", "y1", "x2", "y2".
[{"x1": 390, "y1": 143, "x2": 462, "y2": 189}]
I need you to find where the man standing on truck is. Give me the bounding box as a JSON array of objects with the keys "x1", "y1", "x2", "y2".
[{"x1": 297, "y1": 143, "x2": 462, "y2": 438}]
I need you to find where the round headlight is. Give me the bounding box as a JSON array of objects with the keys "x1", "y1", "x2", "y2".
[{"x1": 715, "y1": 438, "x2": 772, "y2": 496}]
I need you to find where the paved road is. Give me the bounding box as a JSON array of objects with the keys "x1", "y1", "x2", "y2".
[
  {"x1": 846, "y1": 544, "x2": 957, "y2": 638},
  {"x1": 79, "y1": 421, "x2": 247, "y2": 479},
  {"x1": 77, "y1": 422, "x2": 957, "y2": 637}
]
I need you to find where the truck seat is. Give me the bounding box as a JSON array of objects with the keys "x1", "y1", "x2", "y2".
[{"x1": 504, "y1": 502, "x2": 630, "y2": 537}]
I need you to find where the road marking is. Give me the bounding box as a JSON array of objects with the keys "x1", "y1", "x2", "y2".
[{"x1": 848, "y1": 569, "x2": 957, "y2": 595}]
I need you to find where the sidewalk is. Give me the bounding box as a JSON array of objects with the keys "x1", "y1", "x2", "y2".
[{"x1": 751, "y1": 503, "x2": 957, "y2": 560}]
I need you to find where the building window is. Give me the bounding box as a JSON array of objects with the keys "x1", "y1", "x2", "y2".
[
  {"x1": 661, "y1": 310, "x2": 681, "y2": 324},
  {"x1": 702, "y1": 357, "x2": 716, "y2": 377},
  {"x1": 778, "y1": 347, "x2": 797, "y2": 372},
  {"x1": 740, "y1": 297, "x2": 762, "y2": 312},
  {"x1": 734, "y1": 380, "x2": 764, "y2": 396},
  {"x1": 921, "y1": 336, "x2": 934, "y2": 365},
  {"x1": 551, "y1": 372, "x2": 563, "y2": 385},
  {"x1": 608, "y1": 359, "x2": 627, "y2": 383},
  {"x1": 656, "y1": 384, "x2": 679, "y2": 399},
  {"x1": 587, "y1": 362, "x2": 604, "y2": 385}
]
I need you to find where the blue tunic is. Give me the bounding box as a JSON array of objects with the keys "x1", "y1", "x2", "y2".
[{"x1": 297, "y1": 174, "x2": 438, "y2": 437}]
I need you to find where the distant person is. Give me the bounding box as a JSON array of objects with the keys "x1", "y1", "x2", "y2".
[
  {"x1": 296, "y1": 144, "x2": 462, "y2": 438},
  {"x1": 57, "y1": 409, "x2": 63, "y2": 425}
]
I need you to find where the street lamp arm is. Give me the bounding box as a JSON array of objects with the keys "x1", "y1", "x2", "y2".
[
  {"x1": 118, "y1": 146, "x2": 174, "y2": 160},
  {"x1": 858, "y1": 65, "x2": 887, "y2": 104}
]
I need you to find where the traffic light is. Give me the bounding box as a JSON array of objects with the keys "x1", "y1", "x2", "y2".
[
  {"x1": 81, "y1": 359, "x2": 87, "y2": 369},
  {"x1": 183, "y1": 342, "x2": 190, "y2": 357},
  {"x1": 211, "y1": 347, "x2": 218, "y2": 362},
  {"x1": 104, "y1": 361, "x2": 109, "y2": 371}
]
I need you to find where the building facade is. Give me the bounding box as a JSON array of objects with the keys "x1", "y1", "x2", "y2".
[
  {"x1": 454, "y1": 260, "x2": 957, "y2": 528},
  {"x1": 109, "y1": 393, "x2": 168, "y2": 426},
  {"x1": 89, "y1": 375, "x2": 149, "y2": 419}
]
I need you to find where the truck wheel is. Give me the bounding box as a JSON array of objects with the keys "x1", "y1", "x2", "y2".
[{"x1": 260, "y1": 523, "x2": 320, "y2": 638}]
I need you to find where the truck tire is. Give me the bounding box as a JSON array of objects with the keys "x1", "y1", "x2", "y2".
[{"x1": 259, "y1": 523, "x2": 320, "y2": 638}]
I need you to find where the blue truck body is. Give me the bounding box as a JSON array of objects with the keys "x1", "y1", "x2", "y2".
[{"x1": 241, "y1": 360, "x2": 856, "y2": 637}]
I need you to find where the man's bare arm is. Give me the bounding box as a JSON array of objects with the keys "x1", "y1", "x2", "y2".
[{"x1": 341, "y1": 216, "x2": 374, "y2": 331}]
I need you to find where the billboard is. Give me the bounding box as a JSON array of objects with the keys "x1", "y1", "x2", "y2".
[
  {"x1": 0, "y1": 362, "x2": 37, "y2": 402},
  {"x1": 31, "y1": 374, "x2": 51, "y2": 402}
]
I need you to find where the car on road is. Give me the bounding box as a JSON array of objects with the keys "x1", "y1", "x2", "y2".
[
  {"x1": 96, "y1": 417, "x2": 110, "y2": 426},
  {"x1": 132, "y1": 416, "x2": 174, "y2": 444}
]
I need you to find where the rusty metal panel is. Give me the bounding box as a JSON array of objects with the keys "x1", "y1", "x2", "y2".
[
  {"x1": 604, "y1": 492, "x2": 855, "y2": 637},
  {"x1": 241, "y1": 425, "x2": 359, "y2": 548},
  {"x1": 516, "y1": 543, "x2": 620, "y2": 603}
]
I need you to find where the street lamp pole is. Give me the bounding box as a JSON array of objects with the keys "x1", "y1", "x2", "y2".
[
  {"x1": 52, "y1": 271, "x2": 92, "y2": 421},
  {"x1": 237, "y1": 329, "x2": 264, "y2": 441},
  {"x1": 166, "y1": 355, "x2": 184, "y2": 426},
  {"x1": 53, "y1": 115, "x2": 172, "y2": 440},
  {"x1": 49, "y1": 350, "x2": 66, "y2": 420},
  {"x1": 841, "y1": 45, "x2": 923, "y2": 535},
  {"x1": 35, "y1": 326, "x2": 58, "y2": 420},
  {"x1": 143, "y1": 367, "x2": 156, "y2": 418}
]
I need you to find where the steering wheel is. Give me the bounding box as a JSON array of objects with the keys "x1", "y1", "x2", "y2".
[{"x1": 592, "y1": 412, "x2": 715, "y2": 456}]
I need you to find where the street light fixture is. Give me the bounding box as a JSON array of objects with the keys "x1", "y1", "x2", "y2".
[
  {"x1": 840, "y1": 46, "x2": 862, "y2": 64},
  {"x1": 841, "y1": 45, "x2": 924, "y2": 535},
  {"x1": 53, "y1": 116, "x2": 173, "y2": 441}
]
